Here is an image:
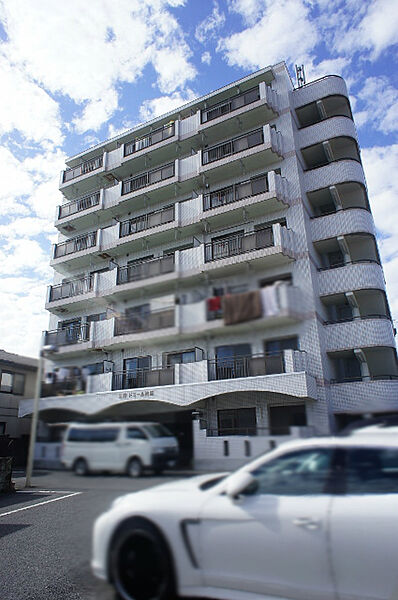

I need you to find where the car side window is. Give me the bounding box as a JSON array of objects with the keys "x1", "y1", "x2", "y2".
[
  {"x1": 127, "y1": 427, "x2": 148, "y2": 440},
  {"x1": 344, "y1": 447, "x2": 398, "y2": 494},
  {"x1": 248, "y1": 448, "x2": 334, "y2": 496}
]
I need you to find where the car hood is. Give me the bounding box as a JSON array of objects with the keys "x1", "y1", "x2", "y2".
[{"x1": 113, "y1": 472, "x2": 229, "y2": 507}]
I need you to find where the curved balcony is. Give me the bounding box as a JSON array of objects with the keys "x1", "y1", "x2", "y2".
[
  {"x1": 318, "y1": 261, "x2": 385, "y2": 296},
  {"x1": 325, "y1": 316, "x2": 395, "y2": 352},
  {"x1": 302, "y1": 136, "x2": 360, "y2": 172},
  {"x1": 304, "y1": 159, "x2": 365, "y2": 193},
  {"x1": 298, "y1": 117, "x2": 357, "y2": 150},
  {"x1": 311, "y1": 208, "x2": 375, "y2": 242},
  {"x1": 330, "y1": 379, "x2": 398, "y2": 412},
  {"x1": 293, "y1": 76, "x2": 348, "y2": 108}
]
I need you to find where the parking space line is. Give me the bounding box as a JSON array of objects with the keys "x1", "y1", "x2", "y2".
[{"x1": 0, "y1": 492, "x2": 82, "y2": 518}]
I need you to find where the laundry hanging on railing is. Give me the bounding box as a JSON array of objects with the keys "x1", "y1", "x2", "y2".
[{"x1": 222, "y1": 290, "x2": 262, "y2": 325}]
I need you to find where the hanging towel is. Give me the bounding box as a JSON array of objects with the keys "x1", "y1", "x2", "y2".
[
  {"x1": 260, "y1": 285, "x2": 279, "y2": 317},
  {"x1": 207, "y1": 296, "x2": 222, "y2": 312},
  {"x1": 222, "y1": 290, "x2": 262, "y2": 325}
]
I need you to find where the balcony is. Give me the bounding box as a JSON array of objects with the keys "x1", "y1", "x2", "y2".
[
  {"x1": 201, "y1": 86, "x2": 260, "y2": 124},
  {"x1": 57, "y1": 191, "x2": 100, "y2": 221},
  {"x1": 119, "y1": 205, "x2": 175, "y2": 238},
  {"x1": 325, "y1": 317, "x2": 395, "y2": 352},
  {"x1": 121, "y1": 162, "x2": 175, "y2": 196},
  {"x1": 205, "y1": 226, "x2": 273, "y2": 262},
  {"x1": 44, "y1": 323, "x2": 90, "y2": 348},
  {"x1": 318, "y1": 261, "x2": 385, "y2": 296},
  {"x1": 296, "y1": 94, "x2": 352, "y2": 129},
  {"x1": 60, "y1": 155, "x2": 105, "y2": 195},
  {"x1": 117, "y1": 255, "x2": 175, "y2": 285},
  {"x1": 53, "y1": 231, "x2": 97, "y2": 259},
  {"x1": 203, "y1": 173, "x2": 268, "y2": 211},
  {"x1": 208, "y1": 352, "x2": 285, "y2": 381},
  {"x1": 48, "y1": 275, "x2": 93, "y2": 302},
  {"x1": 124, "y1": 122, "x2": 175, "y2": 157},
  {"x1": 302, "y1": 136, "x2": 360, "y2": 171},
  {"x1": 311, "y1": 208, "x2": 375, "y2": 242},
  {"x1": 202, "y1": 128, "x2": 264, "y2": 165},
  {"x1": 114, "y1": 307, "x2": 174, "y2": 336},
  {"x1": 112, "y1": 366, "x2": 174, "y2": 391}
]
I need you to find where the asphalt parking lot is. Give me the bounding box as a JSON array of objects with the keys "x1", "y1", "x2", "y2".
[{"x1": 0, "y1": 469, "x2": 194, "y2": 600}]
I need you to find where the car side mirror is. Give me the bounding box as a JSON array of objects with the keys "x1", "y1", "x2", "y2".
[{"x1": 226, "y1": 471, "x2": 257, "y2": 500}]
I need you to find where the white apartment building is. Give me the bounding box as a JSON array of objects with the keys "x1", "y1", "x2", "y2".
[{"x1": 20, "y1": 62, "x2": 398, "y2": 469}]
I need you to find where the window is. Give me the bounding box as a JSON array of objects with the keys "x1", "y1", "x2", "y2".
[
  {"x1": 87, "y1": 312, "x2": 107, "y2": 322},
  {"x1": 67, "y1": 427, "x2": 120, "y2": 442},
  {"x1": 343, "y1": 447, "x2": 398, "y2": 494},
  {"x1": 166, "y1": 349, "x2": 196, "y2": 366},
  {"x1": 248, "y1": 448, "x2": 334, "y2": 496},
  {"x1": 126, "y1": 427, "x2": 148, "y2": 440},
  {"x1": 0, "y1": 422, "x2": 6, "y2": 434},
  {"x1": 0, "y1": 371, "x2": 25, "y2": 395},
  {"x1": 265, "y1": 336, "x2": 299, "y2": 355},
  {"x1": 143, "y1": 424, "x2": 174, "y2": 438},
  {"x1": 214, "y1": 344, "x2": 252, "y2": 380},
  {"x1": 218, "y1": 407, "x2": 257, "y2": 436},
  {"x1": 268, "y1": 405, "x2": 307, "y2": 435},
  {"x1": 123, "y1": 356, "x2": 151, "y2": 388},
  {"x1": 82, "y1": 363, "x2": 104, "y2": 376}
]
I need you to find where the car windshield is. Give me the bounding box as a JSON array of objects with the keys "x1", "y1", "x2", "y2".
[{"x1": 143, "y1": 424, "x2": 174, "y2": 438}]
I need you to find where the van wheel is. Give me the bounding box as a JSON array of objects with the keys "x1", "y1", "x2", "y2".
[
  {"x1": 127, "y1": 457, "x2": 142, "y2": 478},
  {"x1": 74, "y1": 458, "x2": 89, "y2": 476},
  {"x1": 110, "y1": 519, "x2": 176, "y2": 600}
]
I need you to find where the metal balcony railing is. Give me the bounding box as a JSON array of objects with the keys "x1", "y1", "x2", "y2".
[
  {"x1": 63, "y1": 155, "x2": 103, "y2": 183},
  {"x1": 114, "y1": 308, "x2": 175, "y2": 336},
  {"x1": 117, "y1": 255, "x2": 175, "y2": 285},
  {"x1": 58, "y1": 191, "x2": 100, "y2": 219},
  {"x1": 202, "y1": 128, "x2": 264, "y2": 165},
  {"x1": 49, "y1": 275, "x2": 93, "y2": 302},
  {"x1": 124, "y1": 122, "x2": 175, "y2": 156},
  {"x1": 208, "y1": 352, "x2": 285, "y2": 381},
  {"x1": 201, "y1": 86, "x2": 260, "y2": 123},
  {"x1": 54, "y1": 232, "x2": 97, "y2": 258},
  {"x1": 205, "y1": 226, "x2": 274, "y2": 262},
  {"x1": 44, "y1": 323, "x2": 90, "y2": 347},
  {"x1": 119, "y1": 205, "x2": 175, "y2": 238},
  {"x1": 121, "y1": 162, "x2": 175, "y2": 195},
  {"x1": 203, "y1": 173, "x2": 269, "y2": 211},
  {"x1": 112, "y1": 366, "x2": 175, "y2": 390}
]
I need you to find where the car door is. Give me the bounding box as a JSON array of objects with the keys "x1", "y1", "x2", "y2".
[
  {"x1": 198, "y1": 447, "x2": 336, "y2": 600},
  {"x1": 329, "y1": 445, "x2": 398, "y2": 600}
]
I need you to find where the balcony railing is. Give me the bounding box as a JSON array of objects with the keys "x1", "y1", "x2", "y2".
[
  {"x1": 49, "y1": 275, "x2": 93, "y2": 302},
  {"x1": 124, "y1": 123, "x2": 175, "y2": 156},
  {"x1": 54, "y1": 232, "x2": 97, "y2": 258},
  {"x1": 208, "y1": 353, "x2": 285, "y2": 381},
  {"x1": 121, "y1": 162, "x2": 175, "y2": 195},
  {"x1": 114, "y1": 308, "x2": 174, "y2": 336},
  {"x1": 112, "y1": 366, "x2": 175, "y2": 390},
  {"x1": 205, "y1": 226, "x2": 273, "y2": 262},
  {"x1": 117, "y1": 255, "x2": 175, "y2": 285},
  {"x1": 63, "y1": 155, "x2": 103, "y2": 183},
  {"x1": 201, "y1": 86, "x2": 260, "y2": 123},
  {"x1": 330, "y1": 374, "x2": 398, "y2": 384},
  {"x1": 203, "y1": 173, "x2": 269, "y2": 211},
  {"x1": 119, "y1": 205, "x2": 175, "y2": 238},
  {"x1": 58, "y1": 191, "x2": 100, "y2": 219},
  {"x1": 202, "y1": 128, "x2": 264, "y2": 165},
  {"x1": 44, "y1": 323, "x2": 90, "y2": 347}
]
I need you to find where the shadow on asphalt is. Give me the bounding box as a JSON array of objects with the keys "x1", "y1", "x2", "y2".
[
  {"x1": 0, "y1": 491, "x2": 51, "y2": 510},
  {"x1": 0, "y1": 523, "x2": 31, "y2": 538}
]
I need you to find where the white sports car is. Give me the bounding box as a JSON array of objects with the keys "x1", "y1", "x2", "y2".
[{"x1": 92, "y1": 431, "x2": 398, "y2": 600}]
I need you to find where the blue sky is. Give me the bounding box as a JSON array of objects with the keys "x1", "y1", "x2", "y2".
[{"x1": 0, "y1": 0, "x2": 397, "y2": 357}]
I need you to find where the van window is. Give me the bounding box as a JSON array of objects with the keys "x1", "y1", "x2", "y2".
[
  {"x1": 143, "y1": 424, "x2": 174, "y2": 438},
  {"x1": 67, "y1": 427, "x2": 120, "y2": 442},
  {"x1": 127, "y1": 427, "x2": 148, "y2": 440}
]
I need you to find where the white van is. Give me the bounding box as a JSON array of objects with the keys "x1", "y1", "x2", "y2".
[{"x1": 61, "y1": 422, "x2": 179, "y2": 477}]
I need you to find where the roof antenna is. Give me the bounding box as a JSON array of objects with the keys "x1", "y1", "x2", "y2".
[{"x1": 295, "y1": 64, "x2": 306, "y2": 88}]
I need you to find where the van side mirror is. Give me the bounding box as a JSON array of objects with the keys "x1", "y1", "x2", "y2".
[{"x1": 226, "y1": 471, "x2": 257, "y2": 500}]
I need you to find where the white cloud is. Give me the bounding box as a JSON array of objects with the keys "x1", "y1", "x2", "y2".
[
  {"x1": 0, "y1": 0, "x2": 197, "y2": 133},
  {"x1": 195, "y1": 2, "x2": 226, "y2": 43},
  {"x1": 201, "y1": 51, "x2": 212, "y2": 65},
  {"x1": 218, "y1": 0, "x2": 318, "y2": 69},
  {"x1": 0, "y1": 147, "x2": 34, "y2": 204},
  {"x1": 0, "y1": 239, "x2": 51, "y2": 276},
  {"x1": 305, "y1": 57, "x2": 350, "y2": 83},
  {"x1": 362, "y1": 145, "x2": 398, "y2": 319},
  {"x1": 354, "y1": 77, "x2": 398, "y2": 134},
  {"x1": 139, "y1": 89, "x2": 197, "y2": 121}
]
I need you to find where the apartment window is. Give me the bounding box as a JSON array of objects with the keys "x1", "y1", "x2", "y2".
[
  {"x1": 0, "y1": 422, "x2": 6, "y2": 434},
  {"x1": 166, "y1": 349, "x2": 196, "y2": 366},
  {"x1": 0, "y1": 371, "x2": 25, "y2": 395},
  {"x1": 214, "y1": 344, "x2": 252, "y2": 380},
  {"x1": 87, "y1": 313, "x2": 107, "y2": 322},
  {"x1": 265, "y1": 336, "x2": 299, "y2": 355},
  {"x1": 82, "y1": 363, "x2": 104, "y2": 376},
  {"x1": 268, "y1": 405, "x2": 307, "y2": 435},
  {"x1": 332, "y1": 354, "x2": 362, "y2": 383},
  {"x1": 217, "y1": 407, "x2": 257, "y2": 436},
  {"x1": 260, "y1": 274, "x2": 292, "y2": 287}
]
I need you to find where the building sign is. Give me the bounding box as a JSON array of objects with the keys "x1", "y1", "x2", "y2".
[{"x1": 118, "y1": 390, "x2": 155, "y2": 400}]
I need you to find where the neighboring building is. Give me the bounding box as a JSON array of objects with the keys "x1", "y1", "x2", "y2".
[
  {"x1": 19, "y1": 62, "x2": 398, "y2": 469},
  {"x1": 0, "y1": 349, "x2": 38, "y2": 465}
]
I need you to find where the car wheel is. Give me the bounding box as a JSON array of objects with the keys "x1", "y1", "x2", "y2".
[
  {"x1": 110, "y1": 519, "x2": 176, "y2": 600},
  {"x1": 74, "y1": 458, "x2": 89, "y2": 476},
  {"x1": 127, "y1": 457, "x2": 142, "y2": 478}
]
